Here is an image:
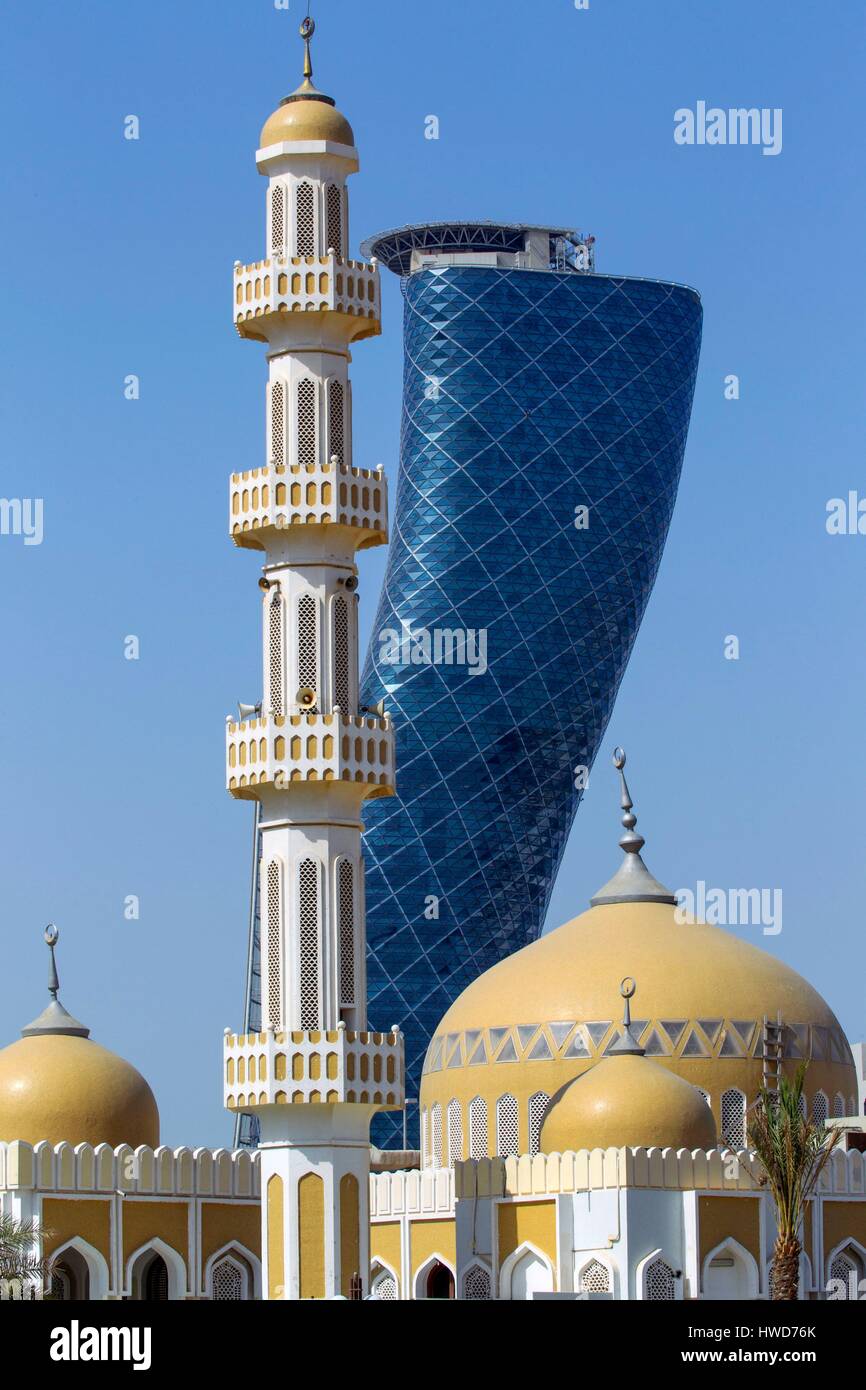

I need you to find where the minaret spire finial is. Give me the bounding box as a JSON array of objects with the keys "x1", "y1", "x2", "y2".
[
  {"x1": 45, "y1": 922, "x2": 60, "y2": 1000},
  {"x1": 589, "y1": 747, "x2": 677, "y2": 906},
  {"x1": 301, "y1": 14, "x2": 315, "y2": 83}
]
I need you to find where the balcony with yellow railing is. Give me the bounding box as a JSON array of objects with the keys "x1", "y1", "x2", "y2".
[
  {"x1": 226, "y1": 711, "x2": 395, "y2": 801},
  {"x1": 229, "y1": 459, "x2": 387, "y2": 551},
  {"x1": 224, "y1": 1025, "x2": 405, "y2": 1110},
  {"x1": 233, "y1": 254, "x2": 380, "y2": 343}
]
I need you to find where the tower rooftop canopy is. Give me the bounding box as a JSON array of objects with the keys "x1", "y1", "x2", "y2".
[{"x1": 360, "y1": 221, "x2": 595, "y2": 276}]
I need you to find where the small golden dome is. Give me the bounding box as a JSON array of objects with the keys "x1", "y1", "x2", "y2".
[
  {"x1": 260, "y1": 19, "x2": 354, "y2": 150},
  {"x1": 260, "y1": 87, "x2": 355, "y2": 150},
  {"x1": 0, "y1": 923, "x2": 159, "y2": 1149},
  {"x1": 541, "y1": 1054, "x2": 718, "y2": 1153},
  {"x1": 0, "y1": 1034, "x2": 159, "y2": 1149}
]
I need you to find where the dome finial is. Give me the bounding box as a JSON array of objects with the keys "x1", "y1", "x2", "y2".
[
  {"x1": 44, "y1": 922, "x2": 60, "y2": 1000},
  {"x1": 21, "y1": 924, "x2": 90, "y2": 1039},
  {"x1": 300, "y1": 14, "x2": 315, "y2": 83},
  {"x1": 607, "y1": 975, "x2": 646, "y2": 1055},
  {"x1": 590, "y1": 748, "x2": 677, "y2": 906}
]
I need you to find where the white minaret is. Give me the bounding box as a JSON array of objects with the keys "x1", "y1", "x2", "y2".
[{"x1": 222, "y1": 18, "x2": 403, "y2": 1301}]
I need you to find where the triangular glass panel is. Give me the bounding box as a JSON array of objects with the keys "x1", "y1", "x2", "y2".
[
  {"x1": 585, "y1": 1021, "x2": 612, "y2": 1049},
  {"x1": 528, "y1": 1033, "x2": 553, "y2": 1061},
  {"x1": 661, "y1": 1020, "x2": 688, "y2": 1047},
  {"x1": 549, "y1": 1021, "x2": 576, "y2": 1050},
  {"x1": 517, "y1": 1025, "x2": 539, "y2": 1049},
  {"x1": 718, "y1": 1031, "x2": 744, "y2": 1057},
  {"x1": 643, "y1": 1028, "x2": 670, "y2": 1056},
  {"x1": 698, "y1": 1020, "x2": 724, "y2": 1046},
  {"x1": 496, "y1": 1037, "x2": 518, "y2": 1063},
  {"x1": 681, "y1": 1029, "x2": 708, "y2": 1056},
  {"x1": 732, "y1": 1021, "x2": 756, "y2": 1047},
  {"x1": 488, "y1": 1027, "x2": 509, "y2": 1051},
  {"x1": 564, "y1": 1029, "x2": 590, "y2": 1058}
]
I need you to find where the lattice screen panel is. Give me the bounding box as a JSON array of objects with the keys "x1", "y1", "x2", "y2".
[
  {"x1": 813, "y1": 1092, "x2": 829, "y2": 1127},
  {"x1": 333, "y1": 595, "x2": 350, "y2": 712},
  {"x1": 338, "y1": 859, "x2": 355, "y2": 1007},
  {"x1": 270, "y1": 184, "x2": 285, "y2": 256},
  {"x1": 269, "y1": 594, "x2": 284, "y2": 717},
  {"x1": 295, "y1": 181, "x2": 315, "y2": 256},
  {"x1": 270, "y1": 379, "x2": 286, "y2": 469},
  {"x1": 430, "y1": 1103, "x2": 443, "y2": 1167},
  {"x1": 469, "y1": 1096, "x2": 488, "y2": 1159},
  {"x1": 721, "y1": 1088, "x2": 746, "y2": 1148},
  {"x1": 326, "y1": 183, "x2": 343, "y2": 255},
  {"x1": 496, "y1": 1094, "x2": 519, "y2": 1157},
  {"x1": 266, "y1": 861, "x2": 282, "y2": 1029},
  {"x1": 579, "y1": 1260, "x2": 610, "y2": 1294},
  {"x1": 462, "y1": 1265, "x2": 491, "y2": 1301},
  {"x1": 297, "y1": 378, "x2": 317, "y2": 468},
  {"x1": 297, "y1": 593, "x2": 318, "y2": 710},
  {"x1": 328, "y1": 379, "x2": 345, "y2": 465},
  {"x1": 644, "y1": 1258, "x2": 676, "y2": 1301},
  {"x1": 373, "y1": 1274, "x2": 398, "y2": 1301},
  {"x1": 527, "y1": 1091, "x2": 551, "y2": 1156},
  {"x1": 298, "y1": 858, "x2": 320, "y2": 1028},
  {"x1": 447, "y1": 1100, "x2": 463, "y2": 1166},
  {"x1": 212, "y1": 1261, "x2": 244, "y2": 1301}
]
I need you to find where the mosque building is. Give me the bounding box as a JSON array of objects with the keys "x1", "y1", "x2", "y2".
[{"x1": 0, "y1": 20, "x2": 864, "y2": 1302}]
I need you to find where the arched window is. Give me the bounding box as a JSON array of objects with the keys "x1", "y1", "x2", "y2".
[
  {"x1": 828, "y1": 1249, "x2": 861, "y2": 1300},
  {"x1": 496, "y1": 1094, "x2": 519, "y2": 1157},
  {"x1": 425, "y1": 1261, "x2": 454, "y2": 1300},
  {"x1": 447, "y1": 1099, "x2": 463, "y2": 1166},
  {"x1": 371, "y1": 1268, "x2": 398, "y2": 1300},
  {"x1": 812, "y1": 1091, "x2": 829, "y2": 1128},
  {"x1": 50, "y1": 1248, "x2": 90, "y2": 1301},
  {"x1": 296, "y1": 378, "x2": 317, "y2": 468},
  {"x1": 721, "y1": 1088, "x2": 747, "y2": 1148},
  {"x1": 462, "y1": 1263, "x2": 491, "y2": 1301},
  {"x1": 430, "y1": 1103, "x2": 443, "y2": 1167},
  {"x1": 270, "y1": 183, "x2": 285, "y2": 256},
  {"x1": 266, "y1": 859, "x2": 282, "y2": 1030},
  {"x1": 326, "y1": 183, "x2": 343, "y2": 256},
  {"x1": 469, "y1": 1096, "x2": 488, "y2": 1159},
  {"x1": 298, "y1": 858, "x2": 320, "y2": 1028},
  {"x1": 338, "y1": 859, "x2": 355, "y2": 1012},
  {"x1": 578, "y1": 1258, "x2": 610, "y2": 1295},
  {"x1": 420, "y1": 1107, "x2": 428, "y2": 1166},
  {"x1": 269, "y1": 591, "x2": 284, "y2": 718},
  {"x1": 644, "y1": 1256, "x2": 676, "y2": 1302},
  {"x1": 332, "y1": 595, "x2": 350, "y2": 713},
  {"x1": 295, "y1": 181, "x2": 316, "y2": 257},
  {"x1": 503, "y1": 1245, "x2": 554, "y2": 1300},
  {"x1": 212, "y1": 1259, "x2": 244, "y2": 1300},
  {"x1": 833, "y1": 1092, "x2": 846, "y2": 1119},
  {"x1": 142, "y1": 1254, "x2": 169, "y2": 1302},
  {"x1": 527, "y1": 1091, "x2": 551, "y2": 1156},
  {"x1": 297, "y1": 592, "x2": 318, "y2": 709},
  {"x1": 328, "y1": 379, "x2": 345, "y2": 465},
  {"x1": 270, "y1": 379, "x2": 286, "y2": 469}
]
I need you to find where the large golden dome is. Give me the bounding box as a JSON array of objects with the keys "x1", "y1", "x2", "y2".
[
  {"x1": 0, "y1": 925, "x2": 159, "y2": 1149},
  {"x1": 419, "y1": 755, "x2": 857, "y2": 1161},
  {"x1": 541, "y1": 1054, "x2": 718, "y2": 1154}
]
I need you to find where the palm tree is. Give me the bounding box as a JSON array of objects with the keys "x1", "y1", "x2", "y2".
[
  {"x1": 747, "y1": 1063, "x2": 841, "y2": 1300},
  {"x1": 0, "y1": 1215, "x2": 55, "y2": 1298}
]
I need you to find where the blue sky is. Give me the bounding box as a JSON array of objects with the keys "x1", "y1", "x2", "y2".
[{"x1": 1, "y1": 0, "x2": 863, "y2": 1148}]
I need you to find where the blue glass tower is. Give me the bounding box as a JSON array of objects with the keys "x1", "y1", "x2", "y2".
[{"x1": 358, "y1": 223, "x2": 702, "y2": 1146}]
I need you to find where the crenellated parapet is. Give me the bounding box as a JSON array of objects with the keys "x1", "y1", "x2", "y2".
[
  {"x1": 226, "y1": 710, "x2": 394, "y2": 799},
  {"x1": 0, "y1": 1139, "x2": 260, "y2": 1198},
  {"x1": 233, "y1": 253, "x2": 380, "y2": 344},
  {"x1": 224, "y1": 1025, "x2": 404, "y2": 1111},
  {"x1": 230, "y1": 459, "x2": 387, "y2": 551}
]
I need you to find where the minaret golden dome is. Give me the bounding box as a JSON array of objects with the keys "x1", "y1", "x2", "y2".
[{"x1": 260, "y1": 17, "x2": 355, "y2": 150}]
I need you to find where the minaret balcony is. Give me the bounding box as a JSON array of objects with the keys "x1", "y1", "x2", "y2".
[
  {"x1": 226, "y1": 711, "x2": 395, "y2": 801},
  {"x1": 233, "y1": 254, "x2": 380, "y2": 343},
  {"x1": 224, "y1": 1026, "x2": 405, "y2": 1111},
  {"x1": 230, "y1": 460, "x2": 387, "y2": 552}
]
